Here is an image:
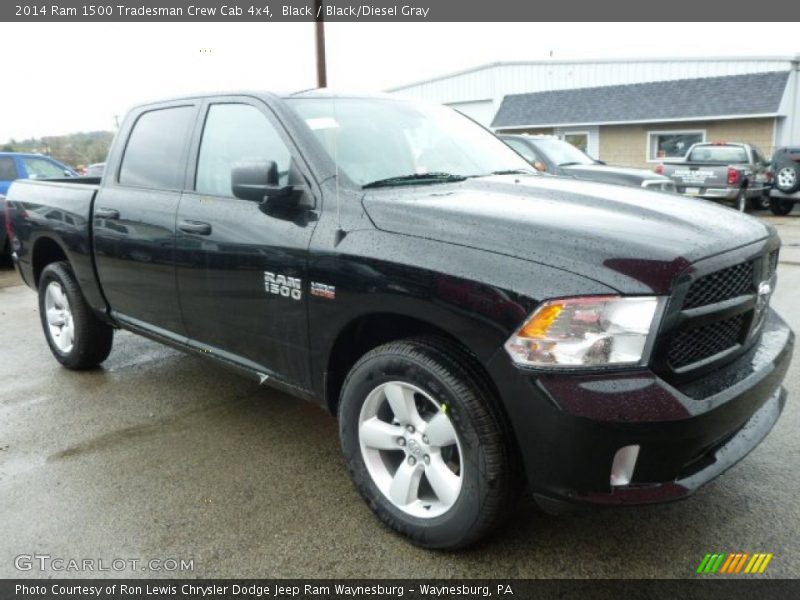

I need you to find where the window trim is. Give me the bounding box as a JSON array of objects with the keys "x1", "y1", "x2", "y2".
[{"x1": 646, "y1": 129, "x2": 706, "y2": 163}]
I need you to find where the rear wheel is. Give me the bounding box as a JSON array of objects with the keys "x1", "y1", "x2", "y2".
[
  {"x1": 338, "y1": 337, "x2": 519, "y2": 549},
  {"x1": 769, "y1": 198, "x2": 794, "y2": 216},
  {"x1": 735, "y1": 188, "x2": 747, "y2": 212},
  {"x1": 38, "y1": 261, "x2": 113, "y2": 369}
]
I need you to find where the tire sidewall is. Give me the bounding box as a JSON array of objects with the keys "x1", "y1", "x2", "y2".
[{"x1": 339, "y1": 351, "x2": 490, "y2": 548}]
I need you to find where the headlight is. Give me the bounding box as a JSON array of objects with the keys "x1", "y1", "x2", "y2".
[{"x1": 504, "y1": 296, "x2": 663, "y2": 367}]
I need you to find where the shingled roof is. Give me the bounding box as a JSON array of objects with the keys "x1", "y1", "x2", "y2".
[{"x1": 491, "y1": 70, "x2": 790, "y2": 129}]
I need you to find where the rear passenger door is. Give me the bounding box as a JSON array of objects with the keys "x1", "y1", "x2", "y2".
[
  {"x1": 175, "y1": 98, "x2": 318, "y2": 388},
  {"x1": 94, "y1": 102, "x2": 198, "y2": 336}
]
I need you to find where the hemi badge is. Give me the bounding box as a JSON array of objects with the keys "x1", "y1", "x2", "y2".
[{"x1": 310, "y1": 282, "x2": 336, "y2": 300}]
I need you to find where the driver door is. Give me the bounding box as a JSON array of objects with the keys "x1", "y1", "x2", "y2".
[{"x1": 175, "y1": 98, "x2": 318, "y2": 388}]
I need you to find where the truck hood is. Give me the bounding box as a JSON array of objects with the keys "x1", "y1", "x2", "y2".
[{"x1": 362, "y1": 175, "x2": 771, "y2": 294}]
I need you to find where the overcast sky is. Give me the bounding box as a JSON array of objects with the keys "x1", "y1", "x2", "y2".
[{"x1": 1, "y1": 22, "x2": 798, "y2": 142}]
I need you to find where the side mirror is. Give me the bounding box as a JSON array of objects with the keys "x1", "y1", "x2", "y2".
[
  {"x1": 231, "y1": 160, "x2": 305, "y2": 208},
  {"x1": 533, "y1": 161, "x2": 547, "y2": 172}
]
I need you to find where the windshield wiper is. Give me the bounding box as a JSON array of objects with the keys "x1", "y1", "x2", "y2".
[
  {"x1": 487, "y1": 169, "x2": 538, "y2": 176},
  {"x1": 557, "y1": 161, "x2": 585, "y2": 167},
  {"x1": 362, "y1": 172, "x2": 467, "y2": 189}
]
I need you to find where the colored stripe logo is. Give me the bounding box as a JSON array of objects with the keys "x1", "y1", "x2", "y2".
[{"x1": 697, "y1": 552, "x2": 773, "y2": 574}]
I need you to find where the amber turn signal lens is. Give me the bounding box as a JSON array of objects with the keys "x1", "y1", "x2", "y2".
[{"x1": 520, "y1": 303, "x2": 563, "y2": 338}]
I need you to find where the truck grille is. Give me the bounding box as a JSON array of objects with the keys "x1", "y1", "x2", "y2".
[
  {"x1": 683, "y1": 261, "x2": 753, "y2": 309},
  {"x1": 661, "y1": 249, "x2": 777, "y2": 375},
  {"x1": 667, "y1": 314, "x2": 746, "y2": 369}
]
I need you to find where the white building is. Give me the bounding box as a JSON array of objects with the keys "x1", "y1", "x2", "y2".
[{"x1": 388, "y1": 56, "x2": 800, "y2": 167}]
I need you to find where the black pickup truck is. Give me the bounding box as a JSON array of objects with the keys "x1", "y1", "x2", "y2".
[{"x1": 4, "y1": 92, "x2": 794, "y2": 549}]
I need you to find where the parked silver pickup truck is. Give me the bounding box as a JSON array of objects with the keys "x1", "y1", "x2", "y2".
[{"x1": 658, "y1": 142, "x2": 772, "y2": 212}]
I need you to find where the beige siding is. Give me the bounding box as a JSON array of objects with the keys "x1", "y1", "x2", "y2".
[{"x1": 598, "y1": 118, "x2": 776, "y2": 169}]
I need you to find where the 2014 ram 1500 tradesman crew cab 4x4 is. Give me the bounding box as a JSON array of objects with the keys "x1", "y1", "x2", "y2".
[{"x1": 4, "y1": 92, "x2": 794, "y2": 549}]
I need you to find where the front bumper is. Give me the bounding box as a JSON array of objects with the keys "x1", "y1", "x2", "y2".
[{"x1": 487, "y1": 310, "x2": 793, "y2": 510}]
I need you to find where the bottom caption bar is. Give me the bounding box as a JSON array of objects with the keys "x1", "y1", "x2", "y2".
[{"x1": 3, "y1": 579, "x2": 799, "y2": 599}]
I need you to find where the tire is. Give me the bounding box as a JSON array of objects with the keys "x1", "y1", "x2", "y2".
[
  {"x1": 769, "y1": 198, "x2": 794, "y2": 216},
  {"x1": 735, "y1": 188, "x2": 747, "y2": 212},
  {"x1": 338, "y1": 337, "x2": 520, "y2": 549},
  {"x1": 749, "y1": 194, "x2": 771, "y2": 211},
  {"x1": 38, "y1": 261, "x2": 113, "y2": 369},
  {"x1": 775, "y1": 163, "x2": 800, "y2": 194},
  {"x1": 0, "y1": 238, "x2": 10, "y2": 266}
]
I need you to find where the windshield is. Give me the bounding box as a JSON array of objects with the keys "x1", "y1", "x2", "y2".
[
  {"x1": 532, "y1": 139, "x2": 595, "y2": 166},
  {"x1": 287, "y1": 97, "x2": 534, "y2": 186},
  {"x1": 687, "y1": 145, "x2": 748, "y2": 163}
]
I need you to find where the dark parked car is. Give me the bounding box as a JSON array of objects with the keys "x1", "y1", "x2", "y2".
[
  {"x1": 659, "y1": 142, "x2": 772, "y2": 212},
  {"x1": 768, "y1": 146, "x2": 800, "y2": 216},
  {"x1": 5, "y1": 92, "x2": 793, "y2": 549},
  {"x1": 500, "y1": 134, "x2": 676, "y2": 192}
]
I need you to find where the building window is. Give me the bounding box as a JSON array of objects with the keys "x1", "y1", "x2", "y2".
[
  {"x1": 648, "y1": 130, "x2": 705, "y2": 161},
  {"x1": 560, "y1": 132, "x2": 589, "y2": 153}
]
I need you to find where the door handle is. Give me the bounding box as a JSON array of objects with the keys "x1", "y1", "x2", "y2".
[
  {"x1": 178, "y1": 220, "x2": 212, "y2": 235},
  {"x1": 95, "y1": 207, "x2": 120, "y2": 219}
]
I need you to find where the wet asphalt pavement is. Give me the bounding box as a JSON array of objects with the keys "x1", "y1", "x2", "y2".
[{"x1": 1, "y1": 213, "x2": 799, "y2": 579}]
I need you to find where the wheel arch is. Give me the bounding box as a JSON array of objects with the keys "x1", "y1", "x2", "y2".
[
  {"x1": 32, "y1": 235, "x2": 69, "y2": 286},
  {"x1": 323, "y1": 311, "x2": 503, "y2": 418}
]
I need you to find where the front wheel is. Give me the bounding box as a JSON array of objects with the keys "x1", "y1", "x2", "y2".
[
  {"x1": 338, "y1": 338, "x2": 519, "y2": 549},
  {"x1": 38, "y1": 261, "x2": 114, "y2": 369},
  {"x1": 769, "y1": 198, "x2": 794, "y2": 216}
]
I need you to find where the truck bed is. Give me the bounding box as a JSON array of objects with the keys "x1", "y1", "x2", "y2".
[{"x1": 6, "y1": 178, "x2": 106, "y2": 311}]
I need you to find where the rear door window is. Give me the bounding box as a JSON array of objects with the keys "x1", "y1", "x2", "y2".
[{"x1": 119, "y1": 106, "x2": 195, "y2": 189}]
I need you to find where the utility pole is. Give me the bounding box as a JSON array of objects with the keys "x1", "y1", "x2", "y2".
[{"x1": 314, "y1": 0, "x2": 327, "y2": 88}]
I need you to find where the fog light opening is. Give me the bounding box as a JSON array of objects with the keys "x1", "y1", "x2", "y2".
[{"x1": 610, "y1": 445, "x2": 640, "y2": 487}]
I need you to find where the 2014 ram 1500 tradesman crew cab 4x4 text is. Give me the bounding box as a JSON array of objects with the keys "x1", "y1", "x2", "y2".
[{"x1": 4, "y1": 92, "x2": 794, "y2": 549}]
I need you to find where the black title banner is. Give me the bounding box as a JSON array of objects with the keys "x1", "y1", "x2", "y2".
[
  {"x1": 4, "y1": 0, "x2": 800, "y2": 21},
  {"x1": 3, "y1": 580, "x2": 800, "y2": 600}
]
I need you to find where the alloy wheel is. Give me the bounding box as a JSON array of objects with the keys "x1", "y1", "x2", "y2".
[
  {"x1": 44, "y1": 281, "x2": 75, "y2": 353},
  {"x1": 358, "y1": 381, "x2": 463, "y2": 518}
]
